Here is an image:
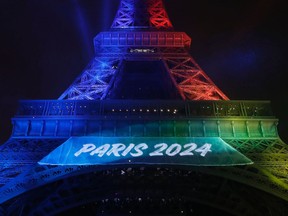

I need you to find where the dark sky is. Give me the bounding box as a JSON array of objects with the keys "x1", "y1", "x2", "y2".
[{"x1": 0, "y1": 0, "x2": 287, "y2": 144}]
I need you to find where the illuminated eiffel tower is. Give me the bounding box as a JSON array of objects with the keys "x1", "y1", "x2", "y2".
[{"x1": 1, "y1": 0, "x2": 288, "y2": 215}]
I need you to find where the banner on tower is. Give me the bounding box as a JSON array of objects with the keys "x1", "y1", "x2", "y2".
[{"x1": 38, "y1": 137, "x2": 252, "y2": 166}]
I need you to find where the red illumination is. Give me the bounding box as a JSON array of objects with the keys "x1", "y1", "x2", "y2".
[{"x1": 148, "y1": 0, "x2": 173, "y2": 29}]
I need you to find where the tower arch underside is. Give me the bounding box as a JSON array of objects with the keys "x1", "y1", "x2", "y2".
[{"x1": 3, "y1": 165, "x2": 288, "y2": 216}]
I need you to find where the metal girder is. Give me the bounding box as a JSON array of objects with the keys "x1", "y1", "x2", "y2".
[
  {"x1": 59, "y1": 54, "x2": 229, "y2": 101},
  {"x1": 59, "y1": 58, "x2": 120, "y2": 100},
  {"x1": 162, "y1": 56, "x2": 229, "y2": 100},
  {"x1": 111, "y1": 0, "x2": 173, "y2": 29},
  {"x1": 148, "y1": 0, "x2": 173, "y2": 29},
  {"x1": 225, "y1": 138, "x2": 288, "y2": 154},
  {"x1": 0, "y1": 138, "x2": 65, "y2": 185}
]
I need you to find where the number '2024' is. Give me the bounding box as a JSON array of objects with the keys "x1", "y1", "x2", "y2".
[{"x1": 74, "y1": 143, "x2": 212, "y2": 158}]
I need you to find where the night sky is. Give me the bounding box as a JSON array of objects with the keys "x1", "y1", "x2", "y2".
[{"x1": 0, "y1": 0, "x2": 287, "y2": 144}]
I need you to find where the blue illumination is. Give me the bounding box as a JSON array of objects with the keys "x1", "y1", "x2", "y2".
[
  {"x1": 101, "y1": 0, "x2": 112, "y2": 30},
  {"x1": 229, "y1": 48, "x2": 257, "y2": 71},
  {"x1": 39, "y1": 137, "x2": 252, "y2": 166},
  {"x1": 72, "y1": 0, "x2": 93, "y2": 58},
  {"x1": 216, "y1": 47, "x2": 258, "y2": 76}
]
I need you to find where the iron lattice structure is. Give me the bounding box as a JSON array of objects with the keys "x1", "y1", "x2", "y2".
[
  {"x1": 110, "y1": 0, "x2": 173, "y2": 29},
  {"x1": 59, "y1": 0, "x2": 228, "y2": 101},
  {"x1": 0, "y1": 0, "x2": 288, "y2": 215}
]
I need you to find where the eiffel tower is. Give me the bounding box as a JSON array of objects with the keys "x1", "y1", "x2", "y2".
[{"x1": 1, "y1": 0, "x2": 288, "y2": 215}]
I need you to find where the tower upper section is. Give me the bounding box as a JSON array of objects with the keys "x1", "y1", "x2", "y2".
[
  {"x1": 111, "y1": 0, "x2": 173, "y2": 30},
  {"x1": 59, "y1": 0, "x2": 229, "y2": 101}
]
